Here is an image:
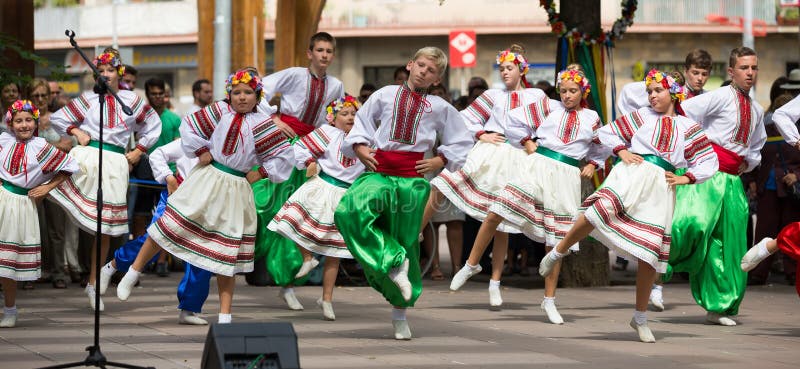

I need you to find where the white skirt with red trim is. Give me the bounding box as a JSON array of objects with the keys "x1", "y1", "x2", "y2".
[
  {"x1": 580, "y1": 161, "x2": 674, "y2": 273},
  {"x1": 49, "y1": 145, "x2": 129, "y2": 236},
  {"x1": 430, "y1": 141, "x2": 525, "y2": 233},
  {"x1": 147, "y1": 164, "x2": 256, "y2": 277},
  {"x1": 267, "y1": 175, "x2": 353, "y2": 259},
  {"x1": 490, "y1": 152, "x2": 581, "y2": 249},
  {"x1": 0, "y1": 186, "x2": 41, "y2": 281}
]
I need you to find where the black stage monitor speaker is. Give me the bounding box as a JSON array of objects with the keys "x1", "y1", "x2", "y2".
[{"x1": 201, "y1": 322, "x2": 300, "y2": 369}]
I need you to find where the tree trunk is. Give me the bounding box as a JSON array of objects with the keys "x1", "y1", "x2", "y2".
[{"x1": 555, "y1": 0, "x2": 609, "y2": 287}]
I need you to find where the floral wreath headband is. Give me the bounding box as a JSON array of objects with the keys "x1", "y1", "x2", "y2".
[
  {"x1": 496, "y1": 50, "x2": 529, "y2": 75},
  {"x1": 325, "y1": 95, "x2": 360, "y2": 124},
  {"x1": 93, "y1": 52, "x2": 125, "y2": 76},
  {"x1": 556, "y1": 69, "x2": 591, "y2": 99},
  {"x1": 645, "y1": 69, "x2": 686, "y2": 102},
  {"x1": 225, "y1": 69, "x2": 264, "y2": 101},
  {"x1": 5, "y1": 99, "x2": 40, "y2": 125}
]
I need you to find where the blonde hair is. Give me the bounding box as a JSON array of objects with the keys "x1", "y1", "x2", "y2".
[
  {"x1": 412, "y1": 47, "x2": 448, "y2": 77},
  {"x1": 509, "y1": 43, "x2": 526, "y2": 55}
]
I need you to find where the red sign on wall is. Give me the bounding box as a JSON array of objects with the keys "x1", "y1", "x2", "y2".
[{"x1": 449, "y1": 30, "x2": 476, "y2": 68}]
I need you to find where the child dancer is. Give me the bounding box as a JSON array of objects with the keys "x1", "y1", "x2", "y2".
[
  {"x1": 98, "y1": 138, "x2": 212, "y2": 324},
  {"x1": 0, "y1": 100, "x2": 78, "y2": 327},
  {"x1": 540, "y1": 70, "x2": 718, "y2": 342},
  {"x1": 138, "y1": 69, "x2": 293, "y2": 323},
  {"x1": 334, "y1": 47, "x2": 473, "y2": 339},
  {"x1": 254, "y1": 32, "x2": 345, "y2": 310},
  {"x1": 451, "y1": 68, "x2": 607, "y2": 324},
  {"x1": 268, "y1": 95, "x2": 364, "y2": 320},
  {"x1": 49, "y1": 49, "x2": 162, "y2": 311},
  {"x1": 428, "y1": 46, "x2": 547, "y2": 308}
]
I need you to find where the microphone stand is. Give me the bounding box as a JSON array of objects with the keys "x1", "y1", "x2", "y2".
[{"x1": 40, "y1": 30, "x2": 153, "y2": 369}]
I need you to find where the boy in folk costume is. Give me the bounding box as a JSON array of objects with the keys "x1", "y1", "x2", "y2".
[
  {"x1": 742, "y1": 94, "x2": 800, "y2": 292},
  {"x1": 253, "y1": 32, "x2": 345, "y2": 310},
  {"x1": 450, "y1": 68, "x2": 608, "y2": 324},
  {"x1": 334, "y1": 47, "x2": 473, "y2": 340},
  {"x1": 540, "y1": 69, "x2": 718, "y2": 342},
  {"x1": 49, "y1": 49, "x2": 162, "y2": 311},
  {"x1": 99, "y1": 138, "x2": 212, "y2": 325},
  {"x1": 0, "y1": 100, "x2": 79, "y2": 327},
  {"x1": 425, "y1": 46, "x2": 548, "y2": 308},
  {"x1": 268, "y1": 95, "x2": 364, "y2": 320},
  {"x1": 668, "y1": 47, "x2": 766, "y2": 326},
  {"x1": 145, "y1": 69, "x2": 294, "y2": 323}
]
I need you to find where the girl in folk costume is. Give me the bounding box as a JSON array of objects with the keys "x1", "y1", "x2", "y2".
[
  {"x1": 425, "y1": 45, "x2": 547, "y2": 308},
  {"x1": 0, "y1": 100, "x2": 78, "y2": 327},
  {"x1": 254, "y1": 32, "x2": 345, "y2": 310},
  {"x1": 268, "y1": 95, "x2": 365, "y2": 320},
  {"x1": 49, "y1": 49, "x2": 162, "y2": 311},
  {"x1": 334, "y1": 47, "x2": 473, "y2": 339},
  {"x1": 100, "y1": 139, "x2": 212, "y2": 325},
  {"x1": 539, "y1": 69, "x2": 718, "y2": 342},
  {"x1": 145, "y1": 69, "x2": 294, "y2": 324},
  {"x1": 450, "y1": 68, "x2": 608, "y2": 324}
]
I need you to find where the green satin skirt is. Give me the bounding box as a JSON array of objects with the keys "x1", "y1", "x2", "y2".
[
  {"x1": 334, "y1": 173, "x2": 430, "y2": 307},
  {"x1": 668, "y1": 170, "x2": 748, "y2": 315},
  {"x1": 252, "y1": 137, "x2": 310, "y2": 286}
]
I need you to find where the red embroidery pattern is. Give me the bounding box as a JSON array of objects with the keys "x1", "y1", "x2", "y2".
[
  {"x1": 300, "y1": 74, "x2": 326, "y2": 125},
  {"x1": 7, "y1": 143, "x2": 26, "y2": 176},
  {"x1": 651, "y1": 116, "x2": 676, "y2": 153},
  {"x1": 509, "y1": 91, "x2": 520, "y2": 110},
  {"x1": 560, "y1": 110, "x2": 579, "y2": 144},
  {"x1": 731, "y1": 88, "x2": 752, "y2": 146},
  {"x1": 37, "y1": 144, "x2": 68, "y2": 174},
  {"x1": 221, "y1": 114, "x2": 244, "y2": 156},
  {"x1": 390, "y1": 86, "x2": 426, "y2": 144}
]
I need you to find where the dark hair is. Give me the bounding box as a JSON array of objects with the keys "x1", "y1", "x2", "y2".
[
  {"x1": 309, "y1": 32, "x2": 336, "y2": 51},
  {"x1": 123, "y1": 64, "x2": 138, "y2": 76},
  {"x1": 144, "y1": 77, "x2": 166, "y2": 93},
  {"x1": 467, "y1": 76, "x2": 488, "y2": 96},
  {"x1": 393, "y1": 66, "x2": 409, "y2": 81},
  {"x1": 669, "y1": 70, "x2": 686, "y2": 86},
  {"x1": 729, "y1": 46, "x2": 756, "y2": 68},
  {"x1": 767, "y1": 77, "x2": 790, "y2": 112},
  {"x1": 192, "y1": 79, "x2": 211, "y2": 93},
  {"x1": 684, "y1": 49, "x2": 712, "y2": 71},
  {"x1": 359, "y1": 83, "x2": 376, "y2": 92}
]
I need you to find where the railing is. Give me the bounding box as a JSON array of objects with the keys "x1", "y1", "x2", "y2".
[{"x1": 635, "y1": 0, "x2": 777, "y2": 25}]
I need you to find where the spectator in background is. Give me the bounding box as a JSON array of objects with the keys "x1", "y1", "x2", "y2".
[
  {"x1": 454, "y1": 76, "x2": 489, "y2": 111},
  {"x1": 393, "y1": 66, "x2": 409, "y2": 85},
  {"x1": 121, "y1": 65, "x2": 138, "y2": 91},
  {"x1": 535, "y1": 80, "x2": 557, "y2": 99},
  {"x1": 187, "y1": 79, "x2": 213, "y2": 115},
  {"x1": 1, "y1": 82, "x2": 21, "y2": 131},
  {"x1": 358, "y1": 83, "x2": 376, "y2": 104}
]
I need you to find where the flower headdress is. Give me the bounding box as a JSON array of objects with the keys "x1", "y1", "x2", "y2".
[
  {"x1": 325, "y1": 95, "x2": 360, "y2": 124},
  {"x1": 225, "y1": 69, "x2": 263, "y2": 101},
  {"x1": 5, "y1": 99, "x2": 39, "y2": 124},
  {"x1": 495, "y1": 49, "x2": 529, "y2": 75},
  {"x1": 645, "y1": 69, "x2": 686, "y2": 102},
  {"x1": 556, "y1": 69, "x2": 591, "y2": 99},
  {"x1": 93, "y1": 52, "x2": 125, "y2": 76}
]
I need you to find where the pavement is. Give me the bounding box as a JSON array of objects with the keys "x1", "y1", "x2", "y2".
[{"x1": 1, "y1": 265, "x2": 798, "y2": 369}]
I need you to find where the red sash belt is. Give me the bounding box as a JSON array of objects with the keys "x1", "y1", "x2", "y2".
[
  {"x1": 374, "y1": 150, "x2": 425, "y2": 178},
  {"x1": 710, "y1": 143, "x2": 744, "y2": 175},
  {"x1": 280, "y1": 114, "x2": 316, "y2": 137},
  {"x1": 175, "y1": 172, "x2": 184, "y2": 185}
]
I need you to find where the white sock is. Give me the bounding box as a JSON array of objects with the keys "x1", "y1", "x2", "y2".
[
  {"x1": 465, "y1": 262, "x2": 480, "y2": 270},
  {"x1": 633, "y1": 310, "x2": 647, "y2": 325},
  {"x1": 392, "y1": 308, "x2": 406, "y2": 321},
  {"x1": 542, "y1": 296, "x2": 555, "y2": 306},
  {"x1": 652, "y1": 284, "x2": 663, "y2": 291},
  {"x1": 103, "y1": 262, "x2": 117, "y2": 274},
  {"x1": 488, "y1": 279, "x2": 501, "y2": 289},
  {"x1": 218, "y1": 313, "x2": 232, "y2": 324},
  {"x1": 757, "y1": 242, "x2": 771, "y2": 259},
  {"x1": 549, "y1": 250, "x2": 565, "y2": 261},
  {"x1": 127, "y1": 268, "x2": 141, "y2": 278},
  {"x1": 4, "y1": 305, "x2": 17, "y2": 316},
  {"x1": 282, "y1": 287, "x2": 295, "y2": 294}
]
